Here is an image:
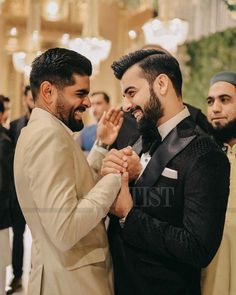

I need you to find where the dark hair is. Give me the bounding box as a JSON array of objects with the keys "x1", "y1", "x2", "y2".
[
  {"x1": 30, "y1": 47, "x2": 92, "y2": 101},
  {"x1": 0, "y1": 94, "x2": 10, "y2": 103},
  {"x1": 91, "y1": 91, "x2": 110, "y2": 104},
  {"x1": 0, "y1": 94, "x2": 10, "y2": 113},
  {"x1": 24, "y1": 85, "x2": 31, "y2": 96},
  {"x1": 0, "y1": 95, "x2": 6, "y2": 113},
  {"x1": 111, "y1": 49, "x2": 182, "y2": 97}
]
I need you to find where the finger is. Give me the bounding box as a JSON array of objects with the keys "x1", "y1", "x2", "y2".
[
  {"x1": 107, "y1": 149, "x2": 128, "y2": 161},
  {"x1": 105, "y1": 107, "x2": 116, "y2": 121},
  {"x1": 99, "y1": 111, "x2": 107, "y2": 125},
  {"x1": 112, "y1": 110, "x2": 123, "y2": 126},
  {"x1": 122, "y1": 146, "x2": 133, "y2": 156},
  {"x1": 107, "y1": 107, "x2": 121, "y2": 124},
  {"x1": 102, "y1": 160, "x2": 127, "y2": 172},
  {"x1": 101, "y1": 167, "x2": 121, "y2": 176},
  {"x1": 103, "y1": 154, "x2": 128, "y2": 168},
  {"x1": 121, "y1": 171, "x2": 129, "y2": 185}
]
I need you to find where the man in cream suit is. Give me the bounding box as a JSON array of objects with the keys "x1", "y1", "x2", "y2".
[{"x1": 14, "y1": 48, "x2": 124, "y2": 295}]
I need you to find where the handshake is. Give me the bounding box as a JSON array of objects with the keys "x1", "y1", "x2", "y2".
[
  {"x1": 101, "y1": 147, "x2": 142, "y2": 218},
  {"x1": 101, "y1": 146, "x2": 142, "y2": 181}
]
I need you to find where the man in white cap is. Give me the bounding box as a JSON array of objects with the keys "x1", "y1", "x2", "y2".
[{"x1": 202, "y1": 71, "x2": 236, "y2": 295}]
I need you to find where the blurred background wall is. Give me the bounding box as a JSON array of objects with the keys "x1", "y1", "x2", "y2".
[{"x1": 0, "y1": 0, "x2": 235, "y2": 122}]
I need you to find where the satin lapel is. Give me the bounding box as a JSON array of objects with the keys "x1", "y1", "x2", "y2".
[
  {"x1": 131, "y1": 136, "x2": 142, "y2": 155},
  {"x1": 135, "y1": 127, "x2": 196, "y2": 187}
]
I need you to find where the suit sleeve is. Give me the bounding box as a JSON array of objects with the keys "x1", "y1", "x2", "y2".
[
  {"x1": 121, "y1": 150, "x2": 230, "y2": 267},
  {"x1": 0, "y1": 137, "x2": 14, "y2": 229},
  {"x1": 22, "y1": 128, "x2": 121, "y2": 252}
]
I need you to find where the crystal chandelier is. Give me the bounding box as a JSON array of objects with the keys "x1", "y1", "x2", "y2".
[
  {"x1": 142, "y1": 17, "x2": 189, "y2": 53},
  {"x1": 12, "y1": 0, "x2": 41, "y2": 76},
  {"x1": 67, "y1": 0, "x2": 111, "y2": 73}
]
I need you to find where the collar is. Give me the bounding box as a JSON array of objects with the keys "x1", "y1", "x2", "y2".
[
  {"x1": 30, "y1": 107, "x2": 74, "y2": 136},
  {"x1": 158, "y1": 106, "x2": 190, "y2": 140},
  {"x1": 224, "y1": 143, "x2": 236, "y2": 155}
]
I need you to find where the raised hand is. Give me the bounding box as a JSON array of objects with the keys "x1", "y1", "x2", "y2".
[{"x1": 96, "y1": 107, "x2": 123, "y2": 145}]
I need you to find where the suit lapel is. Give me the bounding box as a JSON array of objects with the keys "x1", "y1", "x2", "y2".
[{"x1": 135, "y1": 118, "x2": 197, "y2": 187}]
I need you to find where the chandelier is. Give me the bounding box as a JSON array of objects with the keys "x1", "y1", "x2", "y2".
[
  {"x1": 67, "y1": 0, "x2": 111, "y2": 73},
  {"x1": 12, "y1": 50, "x2": 41, "y2": 77},
  {"x1": 12, "y1": 0, "x2": 41, "y2": 77},
  {"x1": 142, "y1": 17, "x2": 189, "y2": 53}
]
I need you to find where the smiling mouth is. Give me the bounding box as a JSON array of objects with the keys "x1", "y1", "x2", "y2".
[
  {"x1": 131, "y1": 106, "x2": 142, "y2": 116},
  {"x1": 212, "y1": 117, "x2": 226, "y2": 121}
]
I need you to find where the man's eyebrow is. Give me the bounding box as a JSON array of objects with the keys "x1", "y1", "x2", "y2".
[
  {"x1": 206, "y1": 94, "x2": 231, "y2": 100},
  {"x1": 124, "y1": 86, "x2": 136, "y2": 94},
  {"x1": 75, "y1": 89, "x2": 89, "y2": 94},
  {"x1": 206, "y1": 96, "x2": 213, "y2": 101}
]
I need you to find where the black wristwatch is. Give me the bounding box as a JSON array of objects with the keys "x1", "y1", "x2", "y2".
[
  {"x1": 95, "y1": 139, "x2": 110, "y2": 150},
  {"x1": 119, "y1": 216, "x2": 127, "y2": 228}
]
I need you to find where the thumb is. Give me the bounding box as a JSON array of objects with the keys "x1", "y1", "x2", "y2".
[
  {"x1": 121, "y1": 172, "x2": 129, "y2": 186},
  {"x1": 99, "y1": 111, "x2": 107, "y2": 125},
  {"x1": 123, "y1": 146, "x2": 133, "y2": 156}
]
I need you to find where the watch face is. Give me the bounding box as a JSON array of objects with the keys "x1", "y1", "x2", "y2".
[
  {"x1": 119, "y1": 217, "x2": 126, "y2": 228},
  {"x1": 96, "y1": 140, "x2": 110, "y2": 150}
]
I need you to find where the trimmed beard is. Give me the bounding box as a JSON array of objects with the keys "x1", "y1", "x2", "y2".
[
  {"x1": 138, "y1": 87, "x2": 164, "y2": 150},
  {"x1": 56, "y1": 93, "x2": 85, "y2": 132},
  {"x1": 209, "y1": 118, "x2": 236, "y2": 144}
]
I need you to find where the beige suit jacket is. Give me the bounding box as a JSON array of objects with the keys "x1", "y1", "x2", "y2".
[
  {"x1": 201, "y1": 145, "x2": 236, "y2": 295},
  {"x1": 14, "y1": 108, "x2": 121, "y2": 295}
]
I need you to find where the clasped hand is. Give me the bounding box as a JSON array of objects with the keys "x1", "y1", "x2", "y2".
[{"x1": 102, "y1": 147, "x2": 142, "y2": 218}]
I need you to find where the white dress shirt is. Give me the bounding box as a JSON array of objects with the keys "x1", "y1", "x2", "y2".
[{"x1": 138, "y1": 106, "x2": 190, "y2": 178}]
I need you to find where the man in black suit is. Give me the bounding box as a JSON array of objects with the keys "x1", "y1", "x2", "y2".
[
  {"x1": 7, "y1": 85, "x2": 34, "y2": 294},
  {"x1": 0, "y1": 95, "x2": 14, "y2": 294},
  {"x1": 103, "y1": 49, "x2": 230, "y2": 295}
]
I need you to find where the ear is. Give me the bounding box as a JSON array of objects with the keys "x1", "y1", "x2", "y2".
[
  {"x1": 40, "y1": 81, "x2": 55, "y2": 105},
  {"x1": 153, "y1": 74, "x2": 169, "y2": 96}
]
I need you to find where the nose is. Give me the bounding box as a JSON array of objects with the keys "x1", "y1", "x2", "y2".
[
  {"x1": 122, "y1": 96, "x2": 134, "y2": 112},
  {"x1": 211, "y1": 100, "x2": 222, "y2": 114},
  {"x1": 83, "y1": 95, "x2": 91, "y2": 108}
]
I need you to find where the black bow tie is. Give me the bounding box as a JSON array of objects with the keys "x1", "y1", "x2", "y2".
[{"x1": 142, "y1": 131, "x2": 162, "y2": 155}]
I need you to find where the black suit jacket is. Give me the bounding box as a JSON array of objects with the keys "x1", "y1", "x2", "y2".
[
  {"x1": 108, "y1": 117, "x2": 230, "y2": 295},
  {"x1": 8, "y1": 115, "x2": 28, "y2": 225},
  {"x1": 0, "y1": 125, "x2": 15, "y2": 229},
  {"x1": 9, "y1": 115, "x2": 28, "y2": 147}
]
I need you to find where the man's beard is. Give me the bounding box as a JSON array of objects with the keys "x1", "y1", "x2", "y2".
[
  {"x1": 137, "y1": 87, "x2": 164, "y2": 151},
  {"x1": 209, "y1": 118, "x2": 236, "y2": 144},
  {"x1": 27, "y1": 105, "x2": 33, "y2": 114},
  {"x1": 56, "y1": 93, "x2": 85, "y2": 132}
]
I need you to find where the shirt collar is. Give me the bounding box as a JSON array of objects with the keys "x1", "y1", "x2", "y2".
[
  {"x1": 158, "y1": 106, "x2": 190, "y2": 140},
  {"x1": 224, "y1": 143, "x2": 236, "y2": 155}
]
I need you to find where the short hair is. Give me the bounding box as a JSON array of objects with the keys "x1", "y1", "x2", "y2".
[
  {"x1": 24, "y1": 85, "x2": 31, "y2": 96},
  {"x1": 91, "y1": 91, "x2": 110, "y2": 104},
  {"x1": 111, "y1": 49, "x2": 182, "y2": 97},
  {"x1": 30, "y1": 47, "x2": 92, "y2": 101},
  {"x1": 0, "y1": 95, "x2": 6, "y2": 113},
  {"x1": 0, "y1": 94, "x2": 10, "y2": 103},
  {"x1": 0, "y1": 94, "x2": 10, "y2": 113}
]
